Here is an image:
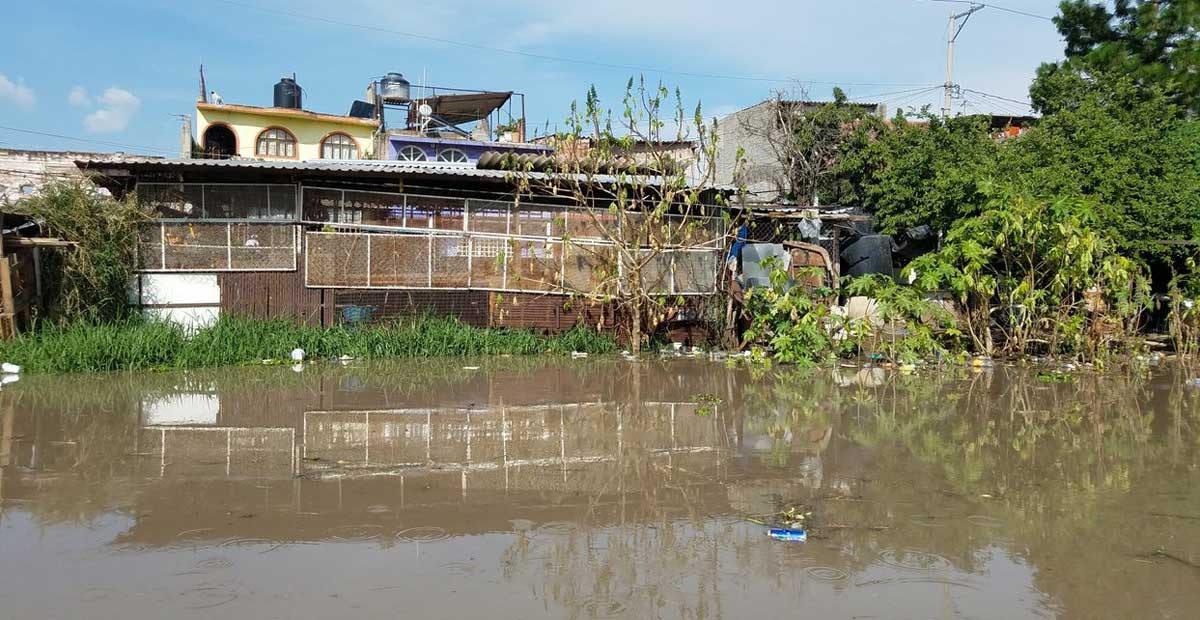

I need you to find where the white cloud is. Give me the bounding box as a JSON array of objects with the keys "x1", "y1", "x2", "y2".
[
  {"x1": 82, "y1": 87, "x2": 141, "y2": 133},
  {"x1": 0, "y1": 74, "x2": 36, "y2": 109},
  {"x1": 68, "y1": 85, "x2": 92, "y2": 107}
]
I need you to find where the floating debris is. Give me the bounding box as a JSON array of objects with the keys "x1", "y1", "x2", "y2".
[{"x1": 767, "y1": 528, "x2": 808, "y2": 542}]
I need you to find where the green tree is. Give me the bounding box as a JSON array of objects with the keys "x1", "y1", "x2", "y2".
[
  {"x1": 1006, "y1": 71, "x2": 1200, "y2": 269},
  {"x1": 1033, "y1": 0, "x2": 1200, "y2": 116},
  {"x1": 909, "y1": 186, "x2": 1151, "y2": 358},
  {"x1": 843, "y1": 109, "x2": 999, "y2": 234},
  {"x1": 739, "y1": 88, "x2": 886, "y2": 206}
]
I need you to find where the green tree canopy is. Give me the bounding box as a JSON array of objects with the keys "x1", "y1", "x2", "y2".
[
  {"x1": 830, "y1": 109, "x2": 1000, "y2": 234},
  {"x1": 1032, "y1": 0, "x2": 1200, "y2": 115},
  {"x1": 1005, "y1": 72, "x2": 1200, "y2": 268}
]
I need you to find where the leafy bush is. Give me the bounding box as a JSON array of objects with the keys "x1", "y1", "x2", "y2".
[
  {"x1": 908, "y1": 187, "x2": 1152, "y2": 359},
  {"x1": 1168, "y1": 256, "x2": 1200, "y2": 359},
  {"x1": 743, "y1": 261, "x2": 959, "y2": 365},
  {"x1": 6, "y1": 181, "x2": 149, "y2": 323}
]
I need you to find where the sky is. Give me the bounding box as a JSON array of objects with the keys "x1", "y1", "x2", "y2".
[{"x1": 0, "y1": 0, "x2": 1066, "y2": 156}]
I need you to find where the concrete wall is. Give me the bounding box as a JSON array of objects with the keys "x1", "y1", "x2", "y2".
[
  {"x1": 714, "y1": 100, "x2": 887, "y2": 204},
  {"x1": 0, "y1": 149, "x2": 127, "y2": 202},
  {"x1": 129, "y1": 273, "x2": 221, "y2": 330},
  {"x1": 197, "y1": 103, "x2": 377, "y2": 161},
  {"x1": 714, "y1": 101, "x2": 790, "y2": 203}
]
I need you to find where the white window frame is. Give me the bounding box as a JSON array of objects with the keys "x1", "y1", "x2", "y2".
[
  {"x1": 436, "y1": 148, "x2": 469, "y2": 163},
  {"x1": 397, "y1": 145, "x2": 427, "y2": 162}
]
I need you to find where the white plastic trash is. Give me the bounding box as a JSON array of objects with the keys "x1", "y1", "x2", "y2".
[
  {"x1": 1, "y1": 362, "x2": 20, "y2": 374},
  {"x1": 571, "y1": 352, "x2": 588, "y2": 359},
  {"x1": 1, "y1": 374, "x2": 19, "y2": 385},
  {"x1": 290, "y1": 348, "x2": 305, "y2": 362}
]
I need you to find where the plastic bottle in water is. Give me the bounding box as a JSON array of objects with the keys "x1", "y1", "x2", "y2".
[{"x1": 767, "y1": 528, "x2": 807, "y2": 542}]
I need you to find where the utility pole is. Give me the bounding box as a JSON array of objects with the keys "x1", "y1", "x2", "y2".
[{"x1": 943, "y1": 3, "x2": 985, "y2": 119}]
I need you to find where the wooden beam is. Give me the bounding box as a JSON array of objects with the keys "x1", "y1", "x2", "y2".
[{"x1": 1, "y1": 237, "x2": 76, "y2": 248}]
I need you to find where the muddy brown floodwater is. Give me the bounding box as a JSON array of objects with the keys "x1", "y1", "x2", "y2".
[{"x1": 1, "y1": 357, "x2": 1199, "y2": 619}]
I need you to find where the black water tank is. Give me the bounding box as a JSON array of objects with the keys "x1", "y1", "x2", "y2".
[
  {"x1": 273, "y1": 77, "x2": 302, "y2": 109},
  {"x1": 841, "y1": 235, "x2": 894, "y2": 278}
]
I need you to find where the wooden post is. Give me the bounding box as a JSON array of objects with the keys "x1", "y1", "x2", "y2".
[
  {"x1": 0, "y1": 257, "x2": 13, "y2": 339},
  {"x1": 31, "y1": 247, "x2": 42, "y2": 309}
]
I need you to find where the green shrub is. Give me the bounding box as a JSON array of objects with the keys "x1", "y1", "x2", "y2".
[
  {"x1": 743, "y1": 261, "x2": 958, "y2": 365},
  {"x1": 909, "y1": 187, "x2": 1152, "y2": 359},
  {"x1": 6, "y1": 181, "x2": 149, "y2": 323}
]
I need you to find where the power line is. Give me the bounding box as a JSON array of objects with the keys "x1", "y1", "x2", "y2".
[
  {"x1": 886, "y1": 86, "x2": 945, "y2": 111},
  {"x1": 846, "y1": 84, "x2": 945, "y2": 101},
  {"x1": 210, "y1": 0, "x2": 935, "y2": 88},
  {"x1": 961, "y1": 88, "x2": 1033, "y2": 108},
  {"x1": 924, "y1": 0, "x2": 1054, "y2": 21},
  {"x1": 0, "y1": 125, "x2": 173, "y2": 155}
]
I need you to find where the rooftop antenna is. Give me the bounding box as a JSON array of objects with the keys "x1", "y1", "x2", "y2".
[{"x1": 199, "y1": 64, "x2": 208, "y2": 103}]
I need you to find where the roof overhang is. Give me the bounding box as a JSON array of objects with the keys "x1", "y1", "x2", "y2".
[
  {"x1": 74, "y1": 158, "x2": 735, "y2": 202},
  {"x1": 197, "y1": 102, "x2": 380, "y2": 128},
  {"x1": 407, "y1": 92, "x2": 512, "y2": 127}
]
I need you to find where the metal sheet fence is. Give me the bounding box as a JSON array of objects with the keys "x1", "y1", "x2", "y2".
[
  {"x1": 139, "y1": 222, "x2": 299, "y2": 272},
  {"x1": 305, "y1": 230, "x2": 720, "y2": 295}
]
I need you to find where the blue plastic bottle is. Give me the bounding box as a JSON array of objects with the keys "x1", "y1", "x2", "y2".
[{"x1": 767, "y1": 528, "x2": 808, "y2": 542}]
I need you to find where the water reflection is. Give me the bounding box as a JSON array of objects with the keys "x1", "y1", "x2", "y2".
[{"x1": 1, "y1": 358, "x2": 1199, "y2": 618}]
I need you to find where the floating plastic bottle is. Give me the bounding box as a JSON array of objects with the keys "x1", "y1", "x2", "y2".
[{"x1": 767, "y1": 528, "x2": 807, "y2": 542}]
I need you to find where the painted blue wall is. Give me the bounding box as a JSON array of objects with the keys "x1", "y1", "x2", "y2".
[{"x1": 386, "y1": 135, "x2": 551, "y2": 162}]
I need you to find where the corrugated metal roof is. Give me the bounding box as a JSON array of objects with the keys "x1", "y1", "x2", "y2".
[{"x1": 74, "y1": 157, "x2": 726, "y2": 189}]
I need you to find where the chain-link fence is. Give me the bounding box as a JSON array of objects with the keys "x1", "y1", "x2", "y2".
[
  {"x1": 305, "y1": 230, "x2": 719, "y2": 295},
  {"x1": 133, "y1": 184, "x2": 721, "y2": 292},
  {"x1": 139, "y1": 222, "x2": 298, "y2": 271}
]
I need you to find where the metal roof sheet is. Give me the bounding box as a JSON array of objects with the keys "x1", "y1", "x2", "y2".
[{"x1": 74, "y1": 157, "x2": 727, "y2": 189}]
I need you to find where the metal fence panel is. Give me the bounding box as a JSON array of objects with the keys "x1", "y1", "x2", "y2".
[
  {"x1": 305, "y1": 232, "x2": 369, "y2": 286},
  {"x1": 430, "y1": 235, "x2": 470, "y2": 287},
  {"x1": 138, "y1": 183, "x2": 297, "y2": 220},
  {"x1": 140, "y1": 222, "x2": 298, "y2": 272},
  {"x1": 367, "y1": 234, "x2": 429, "y2": 287},
  {"x1": 563, "y1": 242, "x2": 616, "y2": 294},
  {"x1": 673, "y1": 250, "x2": 721, "y2": 294}
]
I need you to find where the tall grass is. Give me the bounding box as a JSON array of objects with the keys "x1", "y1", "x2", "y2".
[{"x1": 0, "y1": 316, "x2": 617, "y2": 374}]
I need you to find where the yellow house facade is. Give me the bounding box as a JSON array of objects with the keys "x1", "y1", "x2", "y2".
[{"x1": 196, "y1": 102, "x2": 379, "y2": 161}]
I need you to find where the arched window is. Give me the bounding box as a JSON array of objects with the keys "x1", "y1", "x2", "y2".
[
  {"x1": 321, "y1": 133, "x2": 358, "y2": 160},
  {"x1": 201, "y1": 123, "x2": 237, "y2": 159},
  {"x1": 256, "y1": 127, "x2": 297, "y2": 158},
  {"x1": 397, "y1": 145, "x2": 427, "y2": 162},
  {"x1": 436, "y1": 148, "x2": 469, "y2": 163}
]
